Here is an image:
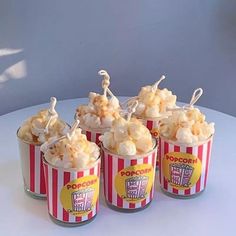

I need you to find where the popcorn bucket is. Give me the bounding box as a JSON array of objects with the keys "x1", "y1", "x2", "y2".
[
  {"x1": 158, "y1": 135, "x2": 213, "y2": 198},
  {"x1": 102, "y1": 139, "x2": 157, "y2": 212},
  {"x1": 137, "y1": 117, "x2": 161, "y2": 169},
  {"x1": 17, "y1": 129, "x2": 46, "y2": 199},
  {"x1": 43, "y1": 155, "x2": 101, "y2": 226}
]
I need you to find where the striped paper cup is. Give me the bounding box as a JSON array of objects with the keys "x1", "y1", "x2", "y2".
[
  {"x1": 102, "y1": 139, "x2": 157, "y2": 212},
  {"x1": 158, "y1": 135, "x2": 213, "y2": 198},
  {"x1": 43, "y1": 156, "x2": 101, "y2": 226},
  {"x1": 17, "y1": 129, "x2": 46, "y2": 199}
]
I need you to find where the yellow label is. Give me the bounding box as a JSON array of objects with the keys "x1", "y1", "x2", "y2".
[
  {"x1": 163, "y1": 152, "x2": 202, "y2": 190},
  {"x1": 115, "y1": 164, "x2": 154, "y2": 203},
  {"x1": 60, "y1": 175, "x2": 99, "y2": 217}
]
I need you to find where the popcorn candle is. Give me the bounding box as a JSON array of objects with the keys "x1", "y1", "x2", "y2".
[
  {"x1": 122, "y1": 75, "x2": 177, "y2": 168},
  {"x1": 17, "y1": 97, "x2": 69, "y2": 198},
  {"x1": 41, "y1": 120, "x2": 101, "y2": 226},
  {"x1": 123, "y1": 75, "x2": 177, "y2": 136},
  {"x1": 158, "y1": 88, "x2": 215, "y2": 198},
  {"x1": 75, "y1": 70, "x2": 121, "y2": 145},
  {"x1": 100, "y1": 101, "x2": 157, "y2": 212}
]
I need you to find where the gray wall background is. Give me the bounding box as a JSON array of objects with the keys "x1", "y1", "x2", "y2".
[{"x1": 0, "y1": 0, "x2": 235, "y2": 116}]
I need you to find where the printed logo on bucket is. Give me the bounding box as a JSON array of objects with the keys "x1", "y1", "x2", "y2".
[
  {"x1": 115, "y1": 164, "x2": 154, "y2": 203},
  {"x1": 150, "y1": 128, "x2": 159, "y2": 138},
  {"x1": 60, "y1": 175, "x2": 99, "y2": 217},
  {"x1": 163, "y1": 152, "x2": 202, "y2": 190}
]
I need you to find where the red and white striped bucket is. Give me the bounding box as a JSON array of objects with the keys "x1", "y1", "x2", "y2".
[
  {"x1": 102, "y1": 140, "x2": 157, "y2": 211},
  {"x1": 158, "y1": 136, "x2": 213, "y2": 198},
  {"x1": 43, "y1": 157, "x2": 101, "y2": 225},
  {"x1": 17, "y1": 131, "x2": 46, "y2": 198}
]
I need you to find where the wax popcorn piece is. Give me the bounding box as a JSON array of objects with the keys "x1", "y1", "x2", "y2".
[
  {"x1": 83, "y1": 113, "x2": 101, "y2": 129},
  {"x1": 135, "y1": 102, "x2": 146, "y2": 116},
  {"x1": 101, "y1": 115, "x2": 115, "y2": 128},
  {"x1": 42, "y1": 126, "x2": 100, "y2": 169},
  {"x1": 76, "y1": 93, "x2": 121, "y2": 129},
  {"x1": 176, "y1": 128, "x2": 198, "y2": 144},
  {"x1": 118, "y1": 140, "x2": 137, "y2": 155},
  {"x1": 73, "y1": 152, "x2": 90, "y2": 169},
  {"x1": 135, "y1": 136, "x2": 153, "y2": 153},
  {"x1": 100, "y1": 117, "x2": 153, "y2": 155},
  {"x1": 128, "y1": 121, "x2": 150, "y2": 140},
  {"x1": 145, "y1": 106, "x2": 160, "y2": 118},
  {"x1": 159, "y1": 107, "x2": 215, "y2": 144},
  {"x1": 88, "y1": 142, "x2": 100, "y2": 158},
  {"x1": 101, "y1": 132, "x2": 116, "y2": 150},
  {"x1": 113, "y1": 119, "x2": 129, "y2": 143},
  {"x1": 133, "y1": 78, "x2": 177, "y2": 118}
]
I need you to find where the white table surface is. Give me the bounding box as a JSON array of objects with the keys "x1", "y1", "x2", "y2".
[{"x1": 0, "y1": 97, "x2": 235, "y2": 236}]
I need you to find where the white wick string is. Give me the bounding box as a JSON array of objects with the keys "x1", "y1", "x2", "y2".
[
  {"x1": 44, "y1": 97, "x2": 58, "y2": 133},
  {"x1": 152, "y1": 75, "x2": 166, "y2": 92},
  {"x1": 167, "y1": 88, "x2": 203, "y2": 112},
  {"x1": 33, "y1": 97, "x2": 58, "y2": 135},
  {"x1": 122, "y1": 75, "x2": 165, "y2": 109},
  {"x1": 120, "y1": 97, "x2": 138, "y2": 110},
  {"x1": 187, "y1": 88, "x2": 203, "y2": 108},
  {"x1": 48, "y1": 97, "x2": 57, "y2": 115},
  {"x1": 106, "y1": 87, "x2": 115, "y2": 97},
  {"x1": 126, "y1": 100, "x2": 138, "y2": 121},
  {"x1": 98, "y1": 70, "x2": 111, "y2": 97},
  {"x1": 66, "y1": 119, "x2": 80, "y2": 140},
  {"x1": 98, "y1": 69, "x2": 118, "y2": 99}
]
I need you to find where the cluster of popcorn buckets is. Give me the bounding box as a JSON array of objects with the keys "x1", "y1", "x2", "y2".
[{"x1": 17, "y1": 71, "x2": 215, "y2": 226}]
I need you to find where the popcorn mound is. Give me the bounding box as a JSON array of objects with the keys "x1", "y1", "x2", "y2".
[
  {"x1": 99, "y1": 117, "x2": 154, "y2": 156},
  {"x1": 159, "y1": 107, "x2": 215, "y2": 144},
  {"x1": 134, "y1": 85, "x2": 177, "y2": 118},
  {"x1": 18, "y1": 109, "x2": 68, "y2": 144},
  {"x1": 76, "y1": 92, "x2": 121, "y2": 130},
  {"x1": 42, "y1": 128, "x2": 100, "y2": 169},
  {"x1": 76, "y1": 70, "x2": 121, "y2": 130}
]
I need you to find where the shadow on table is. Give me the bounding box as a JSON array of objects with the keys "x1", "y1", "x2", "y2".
[{"x1": 99, "y1": 176, "x2": 108, "y2": 208}]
